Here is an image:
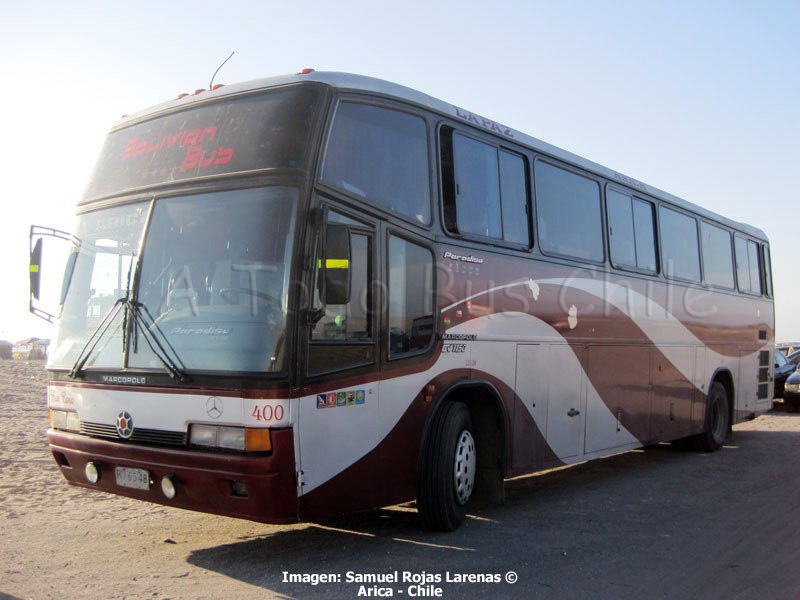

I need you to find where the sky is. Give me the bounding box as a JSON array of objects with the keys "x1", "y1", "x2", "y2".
[{"x1": 1, "y1": 0, "x2": 798, "y2": 343}]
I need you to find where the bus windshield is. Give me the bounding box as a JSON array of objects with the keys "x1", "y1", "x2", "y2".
[{"x1": 49, "y1": 186, "x2": 298, "y2": 373}]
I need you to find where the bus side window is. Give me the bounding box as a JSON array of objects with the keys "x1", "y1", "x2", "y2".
[
  {"x1": 388, "y1": 235, "x2": 434, "y2": 358},
  {"x1": 441, "y1": 128, "x2": 530, "y2": 247},
  {"x1": 763, "y1": 244, "x2": 773, "y2": 297},
  {"x1": 701, "y1": 222, "x2": 735, "y2": 289},
  {"x1": 607, "y1": 189, "x2": 658, "y2": 273},
  {"x1": 735, "y1": 235, "x2": 763, "y2": 295},
  {"x1": 534, "y1": 161, "x2": 603, "y2": 262},
  {"x1": 321, "y1": 102, "x2": 430, "y2": 225},
  {"x1": 659, "y1": 206, "x2": 701, "y2": 282}
]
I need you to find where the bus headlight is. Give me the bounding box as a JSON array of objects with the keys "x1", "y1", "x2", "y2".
[
  {"x1": 189, "y1": 424, "x2": 271, "y2": 452},
  {"x1": 218, "y1": 427, "x2": 245, "y2": 451},
  {"x1": 50, "y1": 409, "x2": 81, "y2": 433},
  {"x1": 189, "y1": 424, "x2": 217, "y2": 447},
  {"x1": 66, "y1": 411, "x2": 80, "y2": 431}
]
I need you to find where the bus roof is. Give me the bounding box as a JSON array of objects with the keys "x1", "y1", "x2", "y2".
[{"x1": 117, "y1": 71, "x2": 768, "y2": 241}]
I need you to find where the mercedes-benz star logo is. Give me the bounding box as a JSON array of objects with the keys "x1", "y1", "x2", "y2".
[
  {"x1": 206, "y1": 396, "x2": 223, "y2": 419},
  {"x1": 116, "y1": 411, "x2": 134, "y2": 439}
]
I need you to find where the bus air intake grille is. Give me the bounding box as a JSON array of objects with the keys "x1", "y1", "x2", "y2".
[{"x1": 80, "y1": 421, "x2": 187, "y2": 447}]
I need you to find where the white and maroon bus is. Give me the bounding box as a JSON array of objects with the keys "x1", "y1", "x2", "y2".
[{"x1": 32, "y1": 71, "x2": 774, "y2": 530}]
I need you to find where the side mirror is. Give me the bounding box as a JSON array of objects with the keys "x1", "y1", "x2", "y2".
[
  {"x1": 30, "y1": 237, "x2": 42, "y2": 301},
  {"x1": 29, "y1": 225, "x2": 80, "y2": 323},
  {"x1": 318, "y1": 224, "x2": 352, "y2": 306}
]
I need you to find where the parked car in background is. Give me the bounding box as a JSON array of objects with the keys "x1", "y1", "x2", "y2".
[
  {"x1": 782, "y1": 370, "x2": 800, "y2": 412},
  {"x1": 788, "y1": 350, "x2": 800, "y2": 367},
  {"x1": 773, "y1": 350, "x2": 796, "y2": 398}
]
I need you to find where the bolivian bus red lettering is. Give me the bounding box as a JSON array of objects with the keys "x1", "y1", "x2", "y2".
[
  {"x1": 181, "y1": 144, "x2": 234, "y2": 169},
  {"x1": 121, "y1": 125, "x2": 219, "y2": 159}
]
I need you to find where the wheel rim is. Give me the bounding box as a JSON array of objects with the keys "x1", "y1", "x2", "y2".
[
  {"x1": 711, "y1": 395, "x2": 727, "y2": 444},
  {"x1": 453, "y1": 430, "x2": 476, "y2": 506}
]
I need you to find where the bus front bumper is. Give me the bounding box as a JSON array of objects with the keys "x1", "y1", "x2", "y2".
[{"x1": 47, "y1": 428, "x2": 298, "y2": 524}]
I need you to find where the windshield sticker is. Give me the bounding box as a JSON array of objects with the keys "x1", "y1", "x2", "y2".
[{"x1": 168, "y1": 326, "x2": 231, "y2": 336}]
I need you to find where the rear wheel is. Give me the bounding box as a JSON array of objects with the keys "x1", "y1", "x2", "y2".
[
  {"x1": 417, "y1": 402, "x2": 475, "y2": 531},
  {"x1": 693, "y1": 382, "x2": 730, "y2": 452}
]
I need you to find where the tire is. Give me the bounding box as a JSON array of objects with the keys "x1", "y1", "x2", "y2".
[
  {"x1": 787, "y1": 398, "x2": 800, "y2": 414},
  {"x1": 417, "y1": 402, "x2": 476, "y2": 531},
  {"x1": 692, "y1": 382, "x2": 730, "y2": 452}
]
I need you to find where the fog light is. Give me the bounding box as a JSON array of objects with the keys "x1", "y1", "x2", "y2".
[
  {"x1": 161, "y1": 475, "x2": 177, "y2": 499},
  {"x1": 85, "y1": 462, "x2": 100, "y2": 484},
  {"x1": 232, "y1": 480, "x2": 248, "y2": 498}
]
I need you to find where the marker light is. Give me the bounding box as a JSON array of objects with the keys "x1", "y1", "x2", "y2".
[
  {"x1": 299, "y1": 68, "x2": 315, "y2": 75},
  {"x1": 161, "y1": 475, "x2": 177, "y2": 499},
  {"x1": 245, "y1": 428, "x2": 272, "y2": 452},
  {"x1": 85, "y1": 462, "x2": 100, "y2": 484},
  {"x1": 211, "y1": 84, "x2": 225, "y2": 90},
  {"x1": 177, "y1": 93, "x2": 189, "y2": 99},
  {"x1": 193, "y1": 88, "x2": 205, "y2": 95}
]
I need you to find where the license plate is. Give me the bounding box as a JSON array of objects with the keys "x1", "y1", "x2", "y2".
[{"x1": 115, "y1": 466, "x2": 150, "y2": 490}]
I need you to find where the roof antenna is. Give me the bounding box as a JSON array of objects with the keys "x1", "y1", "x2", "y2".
[{"x1": 209, "y1": 51, "x2": 235, "y2": 89}]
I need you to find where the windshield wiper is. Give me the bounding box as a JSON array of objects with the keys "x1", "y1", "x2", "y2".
[
  {"x1": 69, "y1": 298, "x2": 188, "y2": 382},
  {"x1": 68, "y1": 297, "x2": 127, "y2": 378},
  {"x1": 127, "y1": 301, "x2": 188, "y2": 383}
]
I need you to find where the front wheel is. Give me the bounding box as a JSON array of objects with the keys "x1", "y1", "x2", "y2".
[
  {"x1": 693, "y1": 382, "x2": 730, "y2": 452},
  {"x1": 417, "y1": 402, "x2": 476, "y2": 531}
]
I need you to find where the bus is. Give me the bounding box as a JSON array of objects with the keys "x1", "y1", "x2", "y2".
[{"x1": 32, "y1": 70, "x2": 774, "y2": 531}]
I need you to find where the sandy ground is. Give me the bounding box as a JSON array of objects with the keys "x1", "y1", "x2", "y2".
[{"x1": 2, "y1": 360, "x2": 800, "y2": 600}]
